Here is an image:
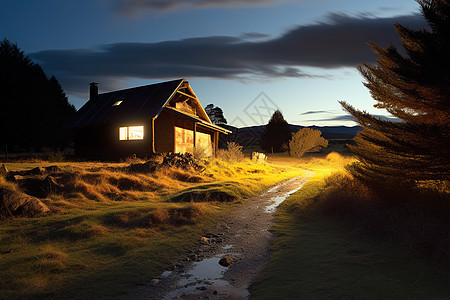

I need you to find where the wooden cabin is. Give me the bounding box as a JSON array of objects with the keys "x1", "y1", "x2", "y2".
[{"x1": 67, "y1": 79, "x2": 230, "y2": 160}]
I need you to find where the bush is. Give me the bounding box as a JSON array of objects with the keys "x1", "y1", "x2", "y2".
[
  {"x1": 216, "y1": 142, "x2": 245, "y2": 162},
  {"x1": 288, "y1": 128, "x2": 328, "y2": 157}
]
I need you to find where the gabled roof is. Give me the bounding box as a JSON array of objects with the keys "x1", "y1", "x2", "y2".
[{"x1": 67, "y1": 78, "x2": 192, "y2": 129}]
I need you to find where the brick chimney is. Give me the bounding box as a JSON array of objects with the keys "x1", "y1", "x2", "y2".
[{"x1": 89, "y1": 82, "x2": 98, "y2": 101}]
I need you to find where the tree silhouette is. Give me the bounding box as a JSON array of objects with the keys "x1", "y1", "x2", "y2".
[
  {"x1": 0, "y1": 39, "x2": 76, "y2": 151},
  {"x1": 340, "y1": 0, "x2": 450, "y2": 185},
  {"x1": 260, "y1": 110, "x2": 290, "y2": 153},
  {"x1": 204, "y1": 104, "x2": 227, "y2": 125}
]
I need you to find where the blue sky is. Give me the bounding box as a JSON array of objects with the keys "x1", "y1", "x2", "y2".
[{"x1": 1, "y1": 0, "x2": 423, "y2": 126}]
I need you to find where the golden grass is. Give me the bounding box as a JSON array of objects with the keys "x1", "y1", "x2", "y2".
[{"x1": 1, "y1": 151, "x2": 348, "y2": 298}]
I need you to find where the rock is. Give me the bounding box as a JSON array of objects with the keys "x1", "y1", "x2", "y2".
[
  {"x1": 0, "y1": 164, "x2": 8, "y2": 177},
  {"x1": 251, "y1": 152, "x2": 267, "y2": 164},
  {"x1": 161, "y1": 153, "x2": 203, "y2": 171},
  {"x1": 18, "y1": 176, "x2": 63, "y2": 198},
  {"x1": 6, "y1": 174, "x2": 25, "y2": 182},
  {"x1": 44, "y1": 165, "x2": 61, "y2": 173},
  {"x1": 200, "y1": 236, "x2": 210, "y2": 244},
  {"x1": 41, "y1": 175, "x2": 64, "y2": 195},
  {"x1": 26, "y1": 167, "x2": 45, "y2": 175},
  {"x1": 219, "y1": 255, "x2": 233, "y2": 267},
  {"x1": 0, "y1": 187, "x2": 50, "y2": 218},
  {"x1": 150, "y1": 278, "x2": 160, "y2": 285},
  {"x1": 127, "y1": 161, "x2": 158, "y2": 173}
]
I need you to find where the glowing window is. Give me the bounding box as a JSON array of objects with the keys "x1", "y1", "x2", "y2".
[
  {"x1": 113, "y1": 100, "x2": 123, "y2": 106},
  {"x1": 129, "y1": 126, "x2": 144, "y2": 140},
  {"x1": 119, "y1": 127, "x2": 128, "y2": 140}
]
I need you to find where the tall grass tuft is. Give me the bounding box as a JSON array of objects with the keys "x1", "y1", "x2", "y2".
[
  {"x1": 317, "y1": 171, "x2": 450, "y2": 267},
  {"x1": 216, "y1": 142, "x2": 245, "y2": 162}
]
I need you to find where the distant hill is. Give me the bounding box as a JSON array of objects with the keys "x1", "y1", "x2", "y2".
[{"x1": 220, "y1": 124, "x2": 361, "y2": 150}]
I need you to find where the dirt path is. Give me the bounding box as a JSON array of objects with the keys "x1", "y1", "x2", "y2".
[{"x1": 126, "y1": 175, "x2": 310, "y2": 300}]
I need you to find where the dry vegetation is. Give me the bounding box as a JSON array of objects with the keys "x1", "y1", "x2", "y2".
[
  {"x1": 0, "y1": 149, "x2": 305, "y2": 298},
  {"x1": 315, "y1": 171, "x2": 450, "y2": 267}
]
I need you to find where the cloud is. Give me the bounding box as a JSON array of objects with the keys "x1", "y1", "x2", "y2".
[
  {"x1": 114, "y1": 0, "x2": 291, "y2": 16},
  {"x1": 31, "y1": 12, "x2": 427, "y2": 97},
  {"x1": 299, "y1": 110, "x2": 339, "y2": 115}
]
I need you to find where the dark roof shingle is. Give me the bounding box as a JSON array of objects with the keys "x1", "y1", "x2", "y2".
[{"x1": 66, "y1": 79, "x2": 184, "y2": 128}]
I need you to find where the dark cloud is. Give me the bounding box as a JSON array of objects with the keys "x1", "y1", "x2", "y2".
[
  {"x1": 299, "y1": 110, "x2": 337, "y2": 115},
  {"x1": 114, "y1": 0, "x2": 291, "y2": 15},
  {"x1": 31, "y1": 12, "x2": 427, "y2": 97}
]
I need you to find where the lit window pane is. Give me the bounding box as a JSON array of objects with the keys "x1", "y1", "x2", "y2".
[
  {"x1": 119, "y1": 127, "x2": 128, "y2": 140},
  {"x1": 129, "y1": 126, "x2": 144, "y2": 140}
]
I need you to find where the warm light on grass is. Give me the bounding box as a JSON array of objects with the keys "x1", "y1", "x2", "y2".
[{"x1": 0, "y1": 152, "x2": 352, "y2": 298}]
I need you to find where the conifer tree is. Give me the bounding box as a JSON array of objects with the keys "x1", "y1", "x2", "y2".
[
  {"x1": 0, "y1": 39, "x2": 76, "y2": 150},
  {"x1": 260, "y1": 110, "x2": 290, "y2": 153},
  {"x1": 340, "y1": 0, "x2": 450, "y2": 185},
  {"x1": 204, "y1": 104, "x2": 227, "y2": 125}
]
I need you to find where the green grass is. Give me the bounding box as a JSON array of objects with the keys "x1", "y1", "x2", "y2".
[{"x1": 250, "y1": 177, "x2": 450, "y2": 300}]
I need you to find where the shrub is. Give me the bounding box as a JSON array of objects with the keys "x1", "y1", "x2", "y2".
[
  {"x1": 288, "y1": 128, "x2": 328, "y2": 157},
  {"x1": 216, "y1": 142, "x2": 245, "y2": 162}
]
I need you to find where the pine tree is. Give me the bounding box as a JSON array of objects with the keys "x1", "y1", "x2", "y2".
[
  {"x1": 0, "y1": 39, "x2": 76, "y2": 150},
  {"x1": 340, "y1": 0, "x2": 450, "y2": 185},
  {"x1": 260, "y1": 110, "x2": 290, "y2": 153},
  {"x1": 204, "y1": 104, "x2": 227, "y2": 125}
]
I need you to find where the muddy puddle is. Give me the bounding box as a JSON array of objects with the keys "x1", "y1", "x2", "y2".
[{"x1": 265, "y1": 179, "x2": 307, "y2": 213}]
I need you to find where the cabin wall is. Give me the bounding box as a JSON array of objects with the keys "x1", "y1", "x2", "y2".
[
  {"x1": 154, "y1": 108, "x2": 215, "y2": 155},
  {"x1": 74, "y1": 108, "x2": 222, "y2": 160},
  {"x1": 75, "y1": 119, "x2": 153, "y2": 160},
  {"x1": 154, "y1": 110, "x2": 175, "y2": 153}
]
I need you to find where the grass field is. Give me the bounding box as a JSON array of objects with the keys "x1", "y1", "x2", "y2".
[
  {"x1": 250, "y1": 175, "x2": 450, "y2": 299},
  {"x1": 0, "y1": 153, "x2": 316, "y2": 299}
]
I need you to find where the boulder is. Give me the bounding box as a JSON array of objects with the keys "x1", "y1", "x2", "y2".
[
  {"x1": 18, "y1": 176, "x2": 64, "y2": 198},
  {"x1": 127, "y1": 161, "x2": 159, "y2": 173},
  {"x1": 0, "y1": 188, "x2": 50, "y2": 218},
  {"x1": 26, "y1": 167, "x2": 45, "y2": 175},
  {"x1": 45, "y1": 165, "x2": 62, "y2": 173},
  {"x1": 5, "y1": 174, "x2": 25, "y2": 182}
]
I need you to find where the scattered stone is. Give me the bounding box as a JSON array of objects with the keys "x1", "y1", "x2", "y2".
[
  {"x1": 161, "y1": 153, "x2": 203, "y2": 171},
  {"x1": 151, "y1": 278, "x2": 160, "y2": 285},
  {"x1": 0, "y1": 187, "x2": 50, "y2": 218},
  {"x1": 218, "y1": 255, "x2": 233, "y2": 267},
  {"x1": 200, "y1": 236, "x2": 210, "y2": 244},
  {"x1": 196, "y1": 286, "x2": 207, "y2": 291}
]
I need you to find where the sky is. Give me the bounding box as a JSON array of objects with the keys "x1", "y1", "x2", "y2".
[{"x1": 1, "y1": 0, "x2": 425, "y2": 127}]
